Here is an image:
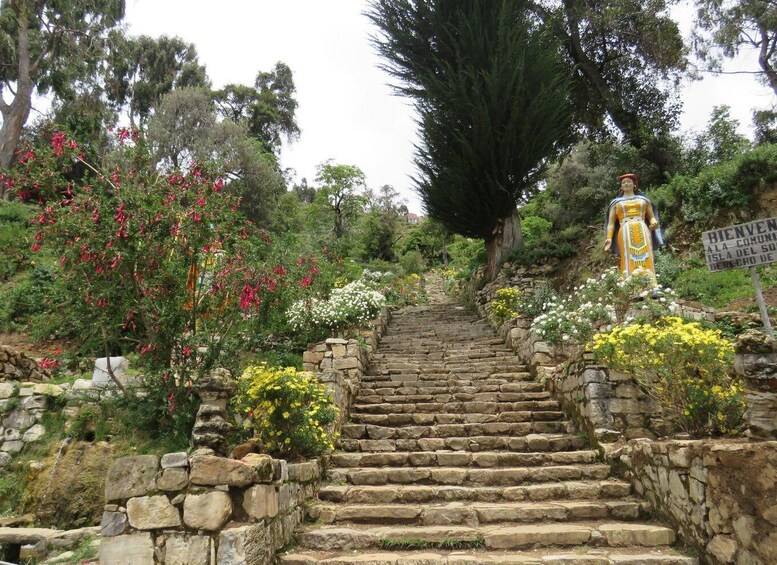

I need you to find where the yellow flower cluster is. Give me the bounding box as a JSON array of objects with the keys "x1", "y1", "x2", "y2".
[
  {"x1": 235, "y1": 363, "x2": 339, "y2": 458},
  {"x1": 591, "y1": 316, "x2": 743, "y2": 436},
  {"x1": 490, "y1": 287, "x2": 521, "y2": 326}
]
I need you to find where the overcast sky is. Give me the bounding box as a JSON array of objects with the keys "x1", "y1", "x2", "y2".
[{"x1": 123, "y1": 0, "x2": 775, "y2": 214}]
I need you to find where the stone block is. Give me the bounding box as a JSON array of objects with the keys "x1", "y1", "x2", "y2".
[
  {"x1": 0, "y1": 383, "x2": 16, "y2": 399},
  {"x1": 100, "y1": 511, "x2": 127, "y2": 537},
  {"x1": 189, "y1": 455, "x2": 257, "y2": 487},
  {"x1": 333, "y1": 357, "x2": 359, "y2": 370},
  {"x1": 161, "y1": 452, "x2": 189, "y2": 468},
  {"x1": 22, "y1": 424, "x2": 45, "y2": 443},
  {"x1": 158, "y1": 467, "x2": 189, "y2": 491},
  {"x1": 105, "y1": 455, "x2": 159, "y2": 501},
  {"x1": 91, "y1": 356, "x2": 129, "y2": 387},
  {"x1": 164, "y1": 533, "x2": 211, "y2": 565},
  {"x1": 242, "y1": 453, "x2": 274, "y2": 482},
  {"x1": 183, "y1": 491, "x2": 232, "y2": 531},
  {"x1": 20, "y1": 395, "x2": 46, "y2": 410},
  {"x1": 707, "y1": 534, "x2": 738, "y2": 563},
  {"x1": 3, "y1": 407, "x2": 35, "y2": 431},
  {"x1": 217, "y1": 525, "x2": 260, "y2": 565},
  {"x1": 242, "y1": 484, "x2": 279, "y2": 520},
  {"x1": 99, "y1": 533, "x2": 154, "y2": 565},
  {"x1": 1, "y1": 440, "x2": 23, "y2": 453},
  {"x1": 127, "y1": 495, "x2": 180, "y2": 529}
]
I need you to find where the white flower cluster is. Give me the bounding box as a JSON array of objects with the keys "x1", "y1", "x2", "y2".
[
  {"x1": 361, "y1": 269, "x2": 395, "y2": 283},
  {"x1": 287, "y1": 280, "x2": 387, "y2": 333},
  {"x1": 530, "y1": 267, "x2": 678, "y2": 345}
]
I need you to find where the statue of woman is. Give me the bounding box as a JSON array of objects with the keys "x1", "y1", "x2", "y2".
[{"x1": 603, "y1": 173, "x2": 663, "y2": 278}]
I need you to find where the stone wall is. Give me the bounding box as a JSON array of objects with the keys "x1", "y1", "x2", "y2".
[
  {"x1": 0, "y1": 378, "x2": 115, "y2": 469},
  {"x1": 611, "y1": 439, "x2": 777, "y2": 565},
  {"x1": 0, "y1": 345, "x2": 50, "y2": 383},
  {"x1": 100, "y1": 452, "x2": 322, "y2": 565},
  {"x1": 302, "y1": 307, "x2": 391, "y2": 434}
]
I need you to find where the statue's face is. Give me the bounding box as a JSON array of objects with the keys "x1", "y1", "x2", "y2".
[{"x1": 620, "y1": 177, "x2": 635, "y2": 191}]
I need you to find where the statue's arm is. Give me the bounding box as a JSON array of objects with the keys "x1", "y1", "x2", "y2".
[
  {"x1": 604, "y1": 205, "x2": 616, "y2": 251},
  {"x1": 645, "y1": 200, "x2": 659, "y2": 230}
]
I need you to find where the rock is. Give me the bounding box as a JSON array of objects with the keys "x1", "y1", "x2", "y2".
[
  {"x1": 189, "y1": 455, "x2": 257, "y2": 487},
  {"x1": 191, "y1": 404, "x2": 232, "y2": 456},
  {"x1": 32, "y1": 383, "x2": 63, "y2": 396},
  {"x1": 71, "y1": 379, "x2": 93, "y2": 391},
  {"x1": 0, "y1": 382, "x2": 15, "y2": 399},
  {"x1": 99, "y1": 533, "x2": 154, "y2": 565},
  {"x1": 105, "y1": 455, "x2": 159, "y2": 501},
  {"x1": 0, "y1": 452, "x2": 11, "y2": 467},
  {"x1": 22, "y1": 423, "x2": 46, "y2": 443},
  {"x1": 164, "y1": 534, "x2": 211, "y2": 565},
  {"x1": 3, "y1": 407, "x2": 36, "y2": 431},
  {"x1": 242, "y1": 485, "x2": 279, "y2": 519},
  {"x1": 195, "y1": 368, "x2": 236, "y2": 410},
  {"x1": 160, "y1": 451, "x2": 189, "y2": 469},
  {"x1": 1, "y1": 440, "x2": 23, "y2": 453},
  {"x1": 242, "y1": 453, "x2": 274, "y2": 482},
  {"x1": 100, "y1": 511, "x2": 127, "y2": 537},
  {"x1": 157, "y1": 467, "x2": 189, "y2": 491},
  {"x1": 127, "y1": 495, "x2": 181, "y2": 530},
  {"x1": 707, "y1": 534, "x2": 738, "y2": 563},
  {"x1": 91, "y1": 356, "x2": 129, "y2": 387},
  {"x1": 183, "y1": 491, "x2": 232, "y2": 531},
  {"x1": 218, "y1": 525, "x2": 266, "y2": 565}
]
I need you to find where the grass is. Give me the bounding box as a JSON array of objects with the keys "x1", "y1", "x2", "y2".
[
  {"x1": 672, "y1": 264, "x2": 777, "y2": 308},
  {"x1": 377, "y1": 538, "x2": 486, "y2": 551}
]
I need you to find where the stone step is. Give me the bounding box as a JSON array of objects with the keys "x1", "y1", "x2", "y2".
[
  {"x1": 358, "y1": 381, "x2": 547, "y2": 393},
  {"x1": 318, "y1": 479, "x2": 633, "y2": 504},
  {"x1": 362, "y1": 372, "x2": 544, "y2": 392},
  {"x1": 350, "y1": 400, "x2": 559, "y2": 416},
  {"x1": 308, "y1": 500, "x2": 645, "y2": 526},
  {"x1": 326, "y1": 464, "x2": 612, "y2": 487},
  {"x1": 339, "y1": 434, "x2": 586, "y2": 453},
  {"x1": 349, "y1": 409, "x2": 564, "y2": 426},
  {"x1": 292, "y1": 522, "x2": 677, "y2": 551},
  {"x1": 329, "y1": 450, "x2": 600, "y2": 469},
  {"x1": 341, "y1": 419, "x2": 567, "y2": 441},
  {"x1": 280, "y1": 549, "x2": 697, "y2": 565},
  {"x1": 354, "y1": 391, "x2": 559, "y2": 411}
]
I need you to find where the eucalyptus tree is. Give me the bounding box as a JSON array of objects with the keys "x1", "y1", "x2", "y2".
[
  {"x1": 214, "y1": 62, "x2": 300, "y2": 157},
  {"x1": 368, "y1": 0, "x2": 572, "y2": 279},
  {"x1": 694, "y1": 0, "x2": 777, "y2": 97},
  {"x1": 0, "y1": 0, "x2": 125, "y2": 187},
  {"x1": 532, "y1": 0, "x2": 688, "y2": 176},
  {"x1": 104, "y1": 33, "x2": 209, "y2": 126}
]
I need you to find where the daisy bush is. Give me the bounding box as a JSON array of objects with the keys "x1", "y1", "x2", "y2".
[
  {"x1": 490, "y1": 287, "x2": 521, "y2": 326},
  {"x1": 531, "y1": 267, "x2": 678, "y2": 345},
  {"x1": 287, "y1": 278, "x2": 386, "y2": 336},
  {"x1": 234, "y1": 363, "x2": 338, "y2": 459}
]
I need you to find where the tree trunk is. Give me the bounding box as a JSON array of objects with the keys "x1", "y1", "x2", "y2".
[
  {"x1": 485, "y1": 210, "x2": 522, "y2": 281},
  {"x1": 0, "y1": 9, "x2": 35, "y2": 200}
]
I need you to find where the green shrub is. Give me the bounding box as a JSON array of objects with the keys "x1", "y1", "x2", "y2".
[
  {"x1": 234, "y1": 364, "x2": 338, "y2": 460},
  {"x1": 520, "y1": 216, "x2": 552, "y2": 247},
  {"x1": 399, "y1": 250, "x2": 425, "y2": 275},
  {"x1": 0, "y1": 201, "x2": 33, "y2": 281},
  {"x1": 490, "y1": 287, "x2": 521, "y2": 326}
]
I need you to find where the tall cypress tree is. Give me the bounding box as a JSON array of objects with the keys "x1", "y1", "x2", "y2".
[{"x1": 368, "y1": 0, "x2": 572, "y2": 279}]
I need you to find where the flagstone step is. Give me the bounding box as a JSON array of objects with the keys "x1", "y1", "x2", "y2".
[
  {"x1": 339, "y1": 434, "x2": 586, "y2": 453},
  {"x1": 280, "y1": 549, "x2": 697, "y2": 565},
  {"x1": 351, "y1": 400, "x2": 560, "y2": 415},
  {"x1": 326, "y1": 464, "x2": 612, "y2": 487},
  {"x1": 318, "y1": 480, "x2": 633, "y2": 505},
  {"x1": 293, "y1": 522, "x2": 677, "y2": 551},
  {"x1": 307, "y1": 500, "x2": 646, "y2": 526},
  {"x1": 357, "y1": 381, "x2": 547, "y2": 395},
  {"x1": 348, "y1": 409, "x2": 565, "y2": 426},
  {"x1": 341, "y1": 420, "x2": 567, "y2": 441},
  {"x1": 361, "y1": 372, "x2": 534, "y2": 384},
  {"x1": 329, "y1": 450, "x2": 600, "y2": 469}
]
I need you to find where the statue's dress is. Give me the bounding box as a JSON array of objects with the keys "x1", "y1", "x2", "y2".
[{"x1": 610, "y1": 196, "x2": 656, "y2": 277}]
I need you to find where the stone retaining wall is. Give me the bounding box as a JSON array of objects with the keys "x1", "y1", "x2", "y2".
[
  {"x1": 611, "y1": 439, "x2": 777, "y2": 565},
  {"x1": 0, "y1": 379, "x2": 114, "y2": 469},
  {"x1": 100, "y1": 452, "x2": 322, "y2": 564},
  {"x1": 0, "y1": 345, "x2": 50, "y2": 382}
]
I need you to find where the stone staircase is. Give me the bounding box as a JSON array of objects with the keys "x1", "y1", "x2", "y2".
[{"x1": 280, "y1": 303, "x2": 696, "y2": 564}]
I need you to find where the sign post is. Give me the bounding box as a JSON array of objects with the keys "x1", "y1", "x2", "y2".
[{"x1": 702, "y1": 217, "x2": 777, "y2": 338}]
